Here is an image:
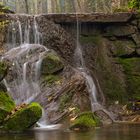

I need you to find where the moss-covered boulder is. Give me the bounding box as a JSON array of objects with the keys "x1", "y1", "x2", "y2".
[
  {"x1": 0, "y1": 92, "x2": 15, "y2": 123},
  {"x1": 3, "y1": 102, "x2": 42, "y2": 131},
  {"x1": 41, "y1": 52, "x2": 64, "y2": 75},
  {"x1": 0, "y1": 61, "x2": 8, "y2": 82},
  {"x1": 70, "y1": 112, "x2": 101, "y2": 131}
]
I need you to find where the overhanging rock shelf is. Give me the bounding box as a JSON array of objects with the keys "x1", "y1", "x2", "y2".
[{"x1": 0, "y1": 12, "x2": 134, "y2": 23}]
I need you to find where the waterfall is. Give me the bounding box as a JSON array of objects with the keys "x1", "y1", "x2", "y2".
[
  {"x1": 1, "y1": 15, "x2": 44, "y2": 125},
  {"x1": 2, "y1": 15, "x2": 62, "y2": 129},
  {"x1": 73, "y1": 9, "x2": 102, "y2": 112},
  {"x1": 3, "y1": 16, "x2": 45, "y2": 104},
  {"x1": 73, "y1": 5, "x2": 115, "y2": 121}
]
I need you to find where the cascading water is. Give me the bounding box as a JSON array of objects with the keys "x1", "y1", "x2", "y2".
[
  {"x1": 74, "y1": 12, "x2": 102, "y2": 112},
  {"x1": 3, "y1": 15, "x2": 46, "y2": 104},
  {"x1": 1, "y1": 15, "x2": 62, "y2": 129},
  {"x1": 74, "y1": 5, "x2": 115, "y2": 120}
]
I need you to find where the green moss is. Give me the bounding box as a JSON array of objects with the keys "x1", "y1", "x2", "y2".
[
  {"x1": 41, "y1": 52, "x2": 64, "y2": 75},
  {"x1": 0, "y1": 61, "x2": 8, "y2": 81},
  {"x1": 113, "y1": 7, "x2": 129, "y2": 12},
  {"x1": 97, "y1": 54, "x2": 127, "y2": 103},
  {"x1": 128, "y1": 0, "x2": 140, "y2": 10},
  {"x1": 103, "y1": 73, "x2": 127, "y2": 103},
  {"x1": 112, "y1": 40, "x2": 135, "y2": 56},
  {"x1": 70, "y1": 112, "x2": 101, "y2": 131},
  {"x1": 59, "y1": 92, "x2": 74, "y2": 112},
  {"x1": 80, "y1": 35, "x2": 102, "y2": 45},
  {"x1": 43, "y1": 74, "x2": 61, "y2": 85},
  {"x1": 4, "y1": 102, "x2": 42, "y2": 131},
  {"x1": 118, "y1": 58, "x2": 140, "y2": 100},
  {"x1": 0, "y1": 92, "x2": 15, "y2": 123}
]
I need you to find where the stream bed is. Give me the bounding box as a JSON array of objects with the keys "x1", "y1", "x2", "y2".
[{"x1": 0, "y1": 124, "x2": 140, "y2": 140}]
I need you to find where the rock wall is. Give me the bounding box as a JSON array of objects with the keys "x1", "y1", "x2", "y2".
[
  {"x1": 74, "y1": 14, "x2": 140, "y2": 104},
  {"x1": 33, "y1": 13, "x2": 139, "y2": 105},
  {"x1": 35, "y1": 13, "x2": 140, "y2": 104}
]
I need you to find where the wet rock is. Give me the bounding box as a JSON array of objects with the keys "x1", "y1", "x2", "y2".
[
  {"x1": 138, "y1": 20, "x2": 140, "y2": 29},
  {"x1": 70, "y1": 112, "x2": 101, "y2": 131},
  {"x1": 118, "y1": 58, "x2": 140, "y2": 99},
  {"x1": 105, "y1": 25, "x2": 136, "y2": 37},
  {"x1": 35, "y1": 67, "x2": 91, "y2": 124},
  {"x1": 0, "y1": 92, "x2": 15, "y2": 123},
  {"x1": 0, "y1": 61, "x2": 8, "y2": 82},
  {"x1": 41, "y1": 52, "x2": 64, "y2": 75},
  {"x1": 95, "y1": 110, "x2": 113, "y2": 125},
  {"x1": 131, "y1": 33, "x2": 140, "y2": 47},
  {"x1": 0, "y1": 83, "x2": 7, "y2": 92},
  {"x1": 3, "y1": 102, "x2": 42, "y2": 131},
  {"x1": 36, "y1": 16, "x2": 76, "y2": 65},
  {"x1": 136, "y1": 48, "x2": 140, "y2": 55}
]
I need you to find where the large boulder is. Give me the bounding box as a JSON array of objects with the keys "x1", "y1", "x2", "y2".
[
  {"x1": 3, "y1": 102, "x2": 42, "y2": 131},
  {"x1": 41, "y1": 52, "x2": 64, "y2": 75},
  {"x1": 0, "y1": 92, "x2": 15, "y2": 123},
  {"x1": 70, "y1": 112, "x2": 101, "y2": 131}
]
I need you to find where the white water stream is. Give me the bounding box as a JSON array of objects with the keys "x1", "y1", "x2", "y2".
[
  {"x1": 74, "y1": 7, "x2": 115, "y2": 121},
  {"x1": 2, "y1": 15, "x2": 61, "y2": 130}
]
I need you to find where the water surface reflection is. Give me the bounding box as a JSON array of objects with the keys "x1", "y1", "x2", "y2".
[{"x1": 0, "y1": 124, "x2": 140, "y2": 140}]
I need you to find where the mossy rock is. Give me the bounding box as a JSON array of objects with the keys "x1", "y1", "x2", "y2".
[
  {"x1": 3, "y1": 102, "x2": 42, "y2": 131},
  {"x1": 118, "y1": 58, "x2": 140, "y2": 99},
  {"x1": 96, "y1": 50, "x2": 127, "y2": 103},
  {"x1": 80, "y1": 35, "x2": 102, "y2": 45},
  {"x1": 0, "y1": 92, "x2": 15, "y2": 123},
  {"x1": 41, "y1": 52, "x2": 64, "y2": 75},
  {"x1": 70, "y1": 112, "x2": 101, "y2": 131},
  {"x1": 0, "y1": 61, "x2": 8, "y2": 82},
  {"x1": 59, "y1": 92, "x2": 74, "y2": 112},
  {"x1": 111, "y1": 40, "x2": 135, "y2": 56},
  {"x1": 101, "y1": 71, "x2": 127, "y2": 103},
  {"x1": 43, "y1": 74, "x2": 61, "y2": 85}
]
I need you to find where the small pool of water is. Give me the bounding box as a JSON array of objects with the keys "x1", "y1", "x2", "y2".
[{"x1": 0, "y1": 124, "x2": 140, "y2": 140}]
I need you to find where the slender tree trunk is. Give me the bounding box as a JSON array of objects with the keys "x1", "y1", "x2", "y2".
[{"x1": 24, "y1": 0, "x2": 28, "y2": 13}]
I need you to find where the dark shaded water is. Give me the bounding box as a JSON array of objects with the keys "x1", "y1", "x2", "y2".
[{"x1": 0, "y1": 124, "x2": 140, "y2": 140}]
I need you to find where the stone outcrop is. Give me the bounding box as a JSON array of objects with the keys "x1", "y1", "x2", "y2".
[{"x1": 35, "y1": 66, "x2": 91, "y2": 123}]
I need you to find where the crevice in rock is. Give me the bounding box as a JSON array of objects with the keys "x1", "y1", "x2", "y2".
[{"x1": 113, "y1": 51, "x2": 140, "y2": 58}]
